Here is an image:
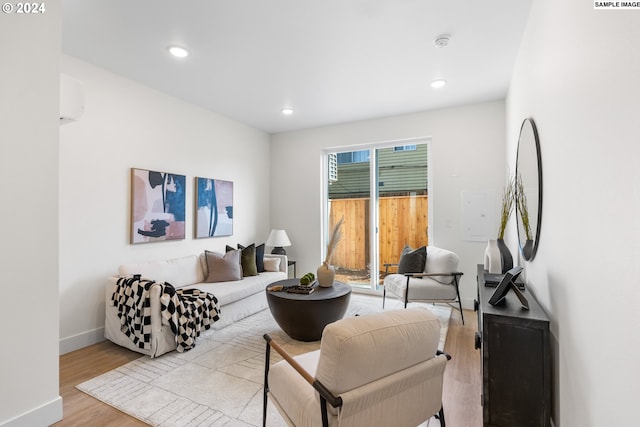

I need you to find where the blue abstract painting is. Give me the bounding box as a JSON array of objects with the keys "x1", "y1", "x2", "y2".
[
  {"x1": 195, "y1": 177, "x2": 233, "y2": 238},
  {"x1": 131, "y1": 168, "x2": 186, "y2": 244}
]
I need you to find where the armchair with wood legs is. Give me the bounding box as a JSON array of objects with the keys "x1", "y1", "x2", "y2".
[
  {"x1": 383, "y1": 245, "x2": 465, "y2": 325},
  {"x1": 262, "y1": 308, "x2": 450, "y2": 427}
]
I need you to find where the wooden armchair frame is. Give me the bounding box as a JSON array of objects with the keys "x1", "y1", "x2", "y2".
[
  {"x1": 263, "y1": 333, "x2": 341, "y2": 427},
  {"x1": 262, "y1": 333, "x2": 450, "y2": 427}
]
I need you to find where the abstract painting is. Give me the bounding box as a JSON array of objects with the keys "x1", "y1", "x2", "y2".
[
  {"x1": 131, "y1": 168, "x2": 186, "y2": 244},
  {"x1": 195, "y1": 177, "x2": 233, "y2": 238}
]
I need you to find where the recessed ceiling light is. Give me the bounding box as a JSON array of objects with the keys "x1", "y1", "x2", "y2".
[
  {"x1": 167, "y1": 45, "x2": 189, "y2": 58},
  {"x1": 281, "y1": 108, "x2": 294, "y2": 115},
  {"x1": 430, "y1": 79, "x2": 447, "y2": 89}
]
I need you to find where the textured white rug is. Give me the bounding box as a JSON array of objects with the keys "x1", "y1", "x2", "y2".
[{"x1": 78, "y1": 294, "x2": 450, "y2": 427}]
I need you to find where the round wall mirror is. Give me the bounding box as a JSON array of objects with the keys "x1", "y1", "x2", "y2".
[{"x1": 515, "y1": 118, "x2": 542, "y2": 261}]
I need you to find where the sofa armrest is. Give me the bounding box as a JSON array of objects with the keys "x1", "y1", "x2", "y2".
[
  {"x1": 106, "y1": 275, "x2": 167, "y2": 357},
  {"x1": 264, "y1": 254, "x2": 288, "y2": 274}
]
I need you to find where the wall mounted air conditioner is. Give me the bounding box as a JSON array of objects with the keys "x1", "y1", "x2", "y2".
[{"x1": 60, "y1": 73, "x2": 84, "y2": 124}]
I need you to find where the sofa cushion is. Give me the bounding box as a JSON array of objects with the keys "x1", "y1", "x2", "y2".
[
  {"x1": 184, "y1": 271, "x2": 285, "y2": 306},
  {"x1": 384, "y1": 274, "x2": 457, "y2": 301},
  {"x1": 118, "y1": 255, "x2": 204, "y2": 288},
  {"x1": 205, "y1": 250, "x2": 242, "y2": 282},
  {"x1": 397, "y1": 245, "x2": 427, "y2": 274}
]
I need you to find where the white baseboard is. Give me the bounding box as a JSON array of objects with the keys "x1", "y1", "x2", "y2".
[
  {"x1": 59, "y1": 326, "x2": 105, "y2": 355},
  {"x1": 0, "y1": 396, "x2": 62, "y2": 427}
]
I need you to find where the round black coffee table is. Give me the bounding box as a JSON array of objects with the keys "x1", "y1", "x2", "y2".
[{"x1": 266, "y1": 279, "x2": 351, "y2": 341}]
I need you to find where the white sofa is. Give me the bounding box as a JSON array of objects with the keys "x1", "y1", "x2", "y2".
[{"x1": 105, "y1": 252, "x2": 287, "y2": 357}]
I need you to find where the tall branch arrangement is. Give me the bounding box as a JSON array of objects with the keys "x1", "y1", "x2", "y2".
[
  {"x1": 516, "y1": 174, "x2": 532, "y2": 240},
  {"x1": 324, "y1": 217, "x2": 344, "y2": 264},
  {"x1": 498, "y1": 175, "x2": 516, "y2": 240}
]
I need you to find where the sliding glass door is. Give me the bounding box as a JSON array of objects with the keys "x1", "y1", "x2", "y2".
[
  {"x1": 325, "y1": 140, "x2": 429, "y2": 292},
  {"x1": 326, "y1": 149, "x2": 372, "y2": 286}
]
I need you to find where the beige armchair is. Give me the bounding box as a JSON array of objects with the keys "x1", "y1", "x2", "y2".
[
  {"x1": 262, "y1": 308, "x2": 450, "y2": 427},
  {"x1": 383, "y1": 246, "x2": 464, "y2": 324}
]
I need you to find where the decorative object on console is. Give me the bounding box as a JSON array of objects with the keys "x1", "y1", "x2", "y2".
[
  {"x1": 488, "y1": 266, "x2": 528, "y2": 309},
  {"x1": 131, "y1": 168, "x2": 186, "y2": 244},
  {"x1": 516, "y1": 174, "x2": 534, "y2": 259},
  {"x1": 195, "y1": 177, "x2": 233, "y2": 238},
  {"x1": 317, "y1": 217, "x2": 344, "y2": 287},
  {"x1": 484, "y1": 239, "x2": 502, "y2": 274},
  {"x1": 496, "y1": 238, "x2": 513, "y2": 273},
  {"x1": 266, "y1": 229, "x2": 291, "y2": 255},
  {"x1": 496, "y1": 174, "x2": 515, "y2": 273}
]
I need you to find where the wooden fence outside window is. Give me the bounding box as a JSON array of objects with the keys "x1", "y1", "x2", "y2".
[{"x1": 328, "y1": 195, "x2": 429, "y2": 274}]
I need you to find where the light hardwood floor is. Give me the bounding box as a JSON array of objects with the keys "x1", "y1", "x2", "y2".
[{"x1": 54, "y1": 308, "x2": 482, "y2": 427}]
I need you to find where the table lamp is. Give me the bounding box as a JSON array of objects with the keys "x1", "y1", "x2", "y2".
[{"x1": 266, "y1": 229, "x2": 291, "y2": 255}]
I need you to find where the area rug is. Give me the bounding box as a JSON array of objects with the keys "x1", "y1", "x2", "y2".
[{"x1": 78, "y1": 294, "x2": 450, "y2": 427}]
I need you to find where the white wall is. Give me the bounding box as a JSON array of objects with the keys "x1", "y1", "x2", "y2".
[
  {"x1": 270, "y1": 100, "x2": 506, "y2": 308},
  {"x1": 0, "y1": 3, "x2": 63, "y2": 426},
  {"x1": 506, "y1": 1, "x2": 640, "y2": 425},
  {"x1": 59, "y1": 55, "x2": 272, "y2": 353}
]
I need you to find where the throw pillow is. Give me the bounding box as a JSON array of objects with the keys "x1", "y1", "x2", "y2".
[
  {"x1": 263, "y1": 257, "x2": 281, "y2": 272},
  {"x1": 424, "y1": 246, "x2": 459, "y2": 284},
  {"x1": 227, "y1": 244, "x2": 258, "y2": 277},
  {"x1": 238, "y1": 242, "x2": 265, "y2": 273},
  {"x1": 241, "y1": 244, "x2": 259, "y2": 277},
  {"x1": 255, "y1": 243, "x2": 265, "y2": 272},
  {"x1": 397, "y1": 245, "x2": 427, "y2": 274},
  {"x1": 205, "y1": 249, "x2": 242, "y2": 282}
]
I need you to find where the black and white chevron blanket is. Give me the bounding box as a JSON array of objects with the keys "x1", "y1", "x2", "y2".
[{"x1": 112, "y1": 275, "x2": 220, "y2": 353}]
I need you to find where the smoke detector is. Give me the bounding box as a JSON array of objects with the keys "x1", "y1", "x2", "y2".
[{"x1": 433, "y1": 34, "x2": 450, "y2": 48}]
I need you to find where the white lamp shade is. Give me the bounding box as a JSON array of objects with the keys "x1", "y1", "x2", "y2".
[{"x1": 266, "y1": 229, "x2": 291, "y2": 247}]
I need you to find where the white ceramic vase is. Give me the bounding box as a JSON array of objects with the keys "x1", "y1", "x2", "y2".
[
  {"x1": 484, "y1": 239, "x2": 502, "y2": 274},
  {"x1": 316, "y1": 262, "x2": 335, "y2": 287}
]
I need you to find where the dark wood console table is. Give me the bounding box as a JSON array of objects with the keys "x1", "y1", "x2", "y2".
[{"x1": 475, "y1": 265, "x2": 551, "y2": 427}]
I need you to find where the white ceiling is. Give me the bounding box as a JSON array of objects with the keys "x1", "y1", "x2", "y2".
[{"x1": 62, "y1": 0, "x2": 532, "y2": 134}]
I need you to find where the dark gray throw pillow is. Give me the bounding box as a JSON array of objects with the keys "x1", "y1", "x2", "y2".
[
  {"x1": 397, "y1": 245, "x2": 427, "y2": 274},
  {"x1": 254, "y1": 243, "x2": 265, "y2": 272}
]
